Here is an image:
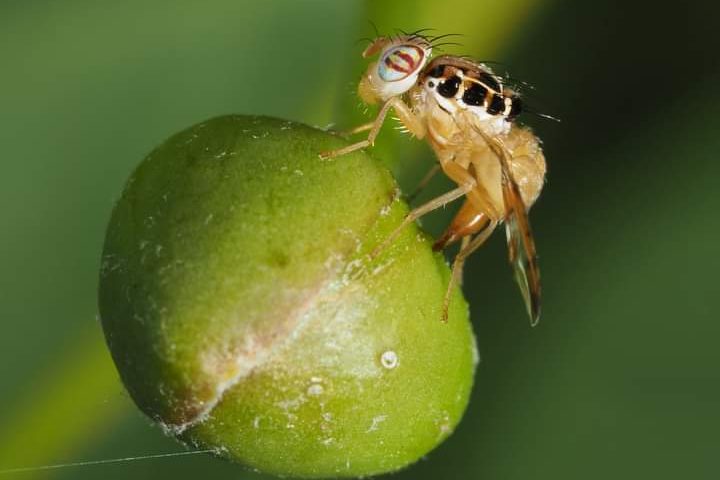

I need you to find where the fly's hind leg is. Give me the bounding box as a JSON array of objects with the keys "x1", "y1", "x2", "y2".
[
  {"x1": 433, "y1": 199, "x2": 491, "y2": 251},
  {"x1": 319, "y1": 97, "x2": 426, "y2": 159},
  {"x1": 456, "y1": 236, "x2": 471, "y2": 286},
  {"x1": 441, "y1": 219, "x2": 498, "y2": 323},
  {"x1": 369, "y1": 182, "x2": 475, "y2": 261},
  {"x1": 406, "y1": 164, "x2": 441, "y2": 202}
]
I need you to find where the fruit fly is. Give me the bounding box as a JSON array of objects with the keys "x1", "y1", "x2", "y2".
[{"x1": 320, "y1": 33, "x2": 546, "y2": 326}]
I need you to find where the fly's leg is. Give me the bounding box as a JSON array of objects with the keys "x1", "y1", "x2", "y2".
[
  {"x1": 441, "y1": 219, "x2": 498, "y2": 323},
  {"x1": 390, "y1": 97, "x2": 426, "y2": 139},
  {"x1": 433, "y1": 200, "x2": 491, "y2": 251},
  {"x1": 440, "y1": 161, "x2": 502, "y2": 219},
  {"x1": 406, "y1": 164, "x2": 441, "y2": 202},
  {"x1": 457, "y1": 236, "x2": 471, "y2": 286},
  {"x1": 323, "y1": 122, "x2": 373, "y2": 140},
  {"x1": 369, "y1": 182, "x2": 475, "y2": 261},
  {"x1": 342, "y1": 122, "x2": 374, "y2": 136},
  {"x1": 319, "y1": 102, "x2": 391, "y2": 159},
  {"x1": 319, "y1": 97, "x2": 425, "y2": 159}
]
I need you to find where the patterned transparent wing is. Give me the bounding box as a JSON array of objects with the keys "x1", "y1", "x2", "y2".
[
  {"x1": 464, "y1": 112, "x2": 543, "y2": 326},
  {"x1": 500, "y1": 154, "x2": 542, "y2": 326}
]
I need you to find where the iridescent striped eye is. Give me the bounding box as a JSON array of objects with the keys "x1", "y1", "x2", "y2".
[{"x1": 378, "y1": 45, "x2": 426, "y2": 82}]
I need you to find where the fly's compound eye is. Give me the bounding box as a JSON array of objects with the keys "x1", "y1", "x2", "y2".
[{"x1": 378, "y1": 45, "x2": 426, "y2": 82}]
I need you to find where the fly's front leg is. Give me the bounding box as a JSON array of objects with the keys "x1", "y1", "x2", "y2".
[
  {"x1": 319, "y1": 101, "x2": 393, "y2": 159},
  {"x1": 389, "y1": 96, "x2": 426, "y2": 139},
  {"x1": 342, "y1": 122, "x2": 374, "y2": 137},
  {"x1": 319, "y1": 98, "x2": 424, "y2": 160},
  {"x1": 323, "y1": 121, "x2": 373, "y2": 140}
]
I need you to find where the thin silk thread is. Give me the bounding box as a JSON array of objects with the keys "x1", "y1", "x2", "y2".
[{"x1": 0, "y1": 449, "x2": 214, "y2": 475}]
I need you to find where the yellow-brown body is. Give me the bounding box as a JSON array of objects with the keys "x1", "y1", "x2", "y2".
[
  {"x1": 408, "y1": 56, "x2": 546, "y2": 248},
  {"x1": 320, "y1": 35, "x2": 546, "y2": 325}
]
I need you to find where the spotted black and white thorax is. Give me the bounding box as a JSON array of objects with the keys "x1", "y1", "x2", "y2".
[{"x1": 410, "y1": 56, "x2": 522, "y2": 138}]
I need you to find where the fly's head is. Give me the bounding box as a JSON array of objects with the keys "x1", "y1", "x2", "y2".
[{"x1": 358, "y1": 35, "x2": 432, "y2": 105}]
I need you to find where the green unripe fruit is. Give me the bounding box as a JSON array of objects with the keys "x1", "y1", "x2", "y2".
[{"x1": 99, "y1": 115, "x2": 478, "y2": 478}]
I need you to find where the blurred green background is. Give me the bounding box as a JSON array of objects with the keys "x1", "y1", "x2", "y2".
[{"x1": 1, "y1": 0, "x2": 718, "y2": 478}]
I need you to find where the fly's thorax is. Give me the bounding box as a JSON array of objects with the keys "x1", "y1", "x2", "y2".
[
  {"x1": 419, "y1": 56, "x2": 522, "y2": 128},
  {"x1": 417, "y1": 98, "x2": 509, "y2": 157},
  {"x1": 423, "y1": 100, "x2": 460, "y2": 148}
]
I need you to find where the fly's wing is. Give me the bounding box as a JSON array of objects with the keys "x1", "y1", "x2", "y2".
[
  {"x1": 464, "y1": 112, "x2": 542, "y2": 326},
  {"x1": 497, "y1": 146, "x2": 542, "y2": 326}
]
